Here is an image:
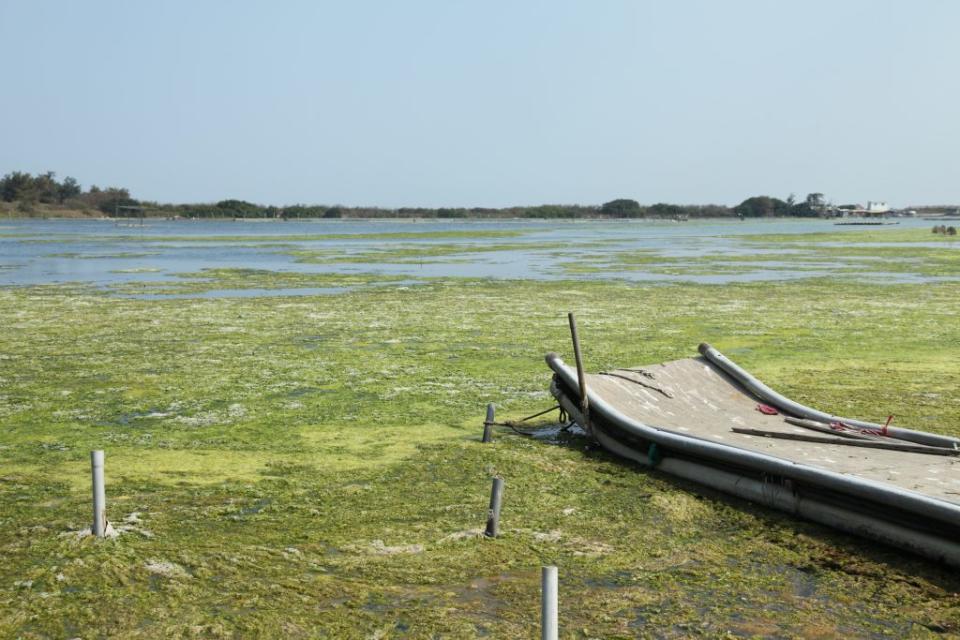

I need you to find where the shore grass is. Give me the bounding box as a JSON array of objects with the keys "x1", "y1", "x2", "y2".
[{"x1": 2, "y1": 267, "x2": 960, "y2": 638}]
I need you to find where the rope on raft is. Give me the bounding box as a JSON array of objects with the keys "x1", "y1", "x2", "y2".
[{"x1": 486, "y1": 405, "x2": 567, "y2": 436}]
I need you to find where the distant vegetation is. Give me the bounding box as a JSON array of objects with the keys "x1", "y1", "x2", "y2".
[
  {"x1": 0, "y1": 171, "x2": 137, "y2": 217},
  {"x1": 0, "y1": 170, "x2": 934, "y2": 220},
  {"x1": 732, "y1": 193, "x2": 825, "y2": 218}
]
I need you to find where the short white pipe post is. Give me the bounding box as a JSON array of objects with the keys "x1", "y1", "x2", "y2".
[
  {"x1": 484, "y1": 477, "x2": 504, "y2": 537},
  {"x1": 541, "y1": 565, "x2": 558, "y2": 640},
  {"x1": 91, "y1": 450, "x2": 106, "y2": 537},
  {"x1": 482, "y1": 403, "x2": 495, "y2": 443}
]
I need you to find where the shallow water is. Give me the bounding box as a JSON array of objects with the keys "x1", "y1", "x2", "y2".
[
  {"x1": 117, "y1": 286, "x2": 356, "y2": 300},
  {"x1": 0, "y1": 217, "x2": 947, "y2": 292}
]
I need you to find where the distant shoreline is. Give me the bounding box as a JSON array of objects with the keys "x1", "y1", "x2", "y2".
[
  {"x1": 0, "y1": 214, "x2": 916, "y2": 224},
  {"x1": 4, "y1": 172, "x2": 955, "y2": 220},
  {"x1": 1, "y1": 198, "x2": 948, "y2": 222},
  {"x1": 0, "y1": 210, "x2": 919, "y2": 223}
]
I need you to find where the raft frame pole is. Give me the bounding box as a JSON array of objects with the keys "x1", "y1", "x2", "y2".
[{"x1": 698, "y1": 343, "x2": 960, "y2": 449}]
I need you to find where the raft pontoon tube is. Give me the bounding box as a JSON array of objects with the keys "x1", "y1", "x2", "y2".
[{"x1": 546, "y1": 345, "x2": 960, "y2": 567}]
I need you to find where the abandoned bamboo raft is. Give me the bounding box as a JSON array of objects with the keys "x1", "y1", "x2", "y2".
[{"x1": 546, "y1": 343, "x2": 960, "y2": 566}]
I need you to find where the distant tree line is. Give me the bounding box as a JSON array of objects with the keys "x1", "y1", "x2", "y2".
[
  {"x1": 598, "y1": 199, "x2": 728, "y2": 219},
  {"x1": 731, "y1": 193, "x2": 827, "y2": 218},
  {"x1": 2, "y1": 170, "x2": 877, "y2": 220},
  {"x1": 1, "y1": 170, "x2": 137, "y2": 215},
  {"x1": 163, "y1": 202, "x2": 607, "y2": 219}
]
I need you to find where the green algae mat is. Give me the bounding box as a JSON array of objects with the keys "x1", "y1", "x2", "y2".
[{"x1": 2, "y1": 229, "x2": 960, "y2": 637}]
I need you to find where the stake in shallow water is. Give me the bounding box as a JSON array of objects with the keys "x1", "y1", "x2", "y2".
[
  {"x1": 91, "y1": 450, "x2": 106, "y2": 537},
  {"x1": 485, "y1": 477, "x2": 504, "y2": 537},
  {"x1": 482, "y1": 403, "x2": 495, "y2": 443},
  {"x1": 541, "y1": 565, "x2": 558, "y2": 640}
]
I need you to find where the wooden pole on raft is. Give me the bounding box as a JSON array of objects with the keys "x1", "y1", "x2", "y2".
[
  {"x1": 482, "y1": 403, "x2": 495, "y2": 443},
  {"x1": 567, "y1": 313, "x2": 589, "y2": 425},
  {"x1": 541, "y1": 565, "x2": 558, "y2": 640},
  {"x1": 484, "y1": 477, "x2": 504, "y2": 537}
]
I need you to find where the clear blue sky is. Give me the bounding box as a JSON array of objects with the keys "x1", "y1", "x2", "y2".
[{"x1": 2, "y1": 1, "x2": 958, "y2": 207}]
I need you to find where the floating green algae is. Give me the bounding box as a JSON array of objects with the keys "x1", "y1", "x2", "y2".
[
  {"x1": 553, "y1": 226, "x2": 960, "y2": 281},
  {"x1": 741, "y1": 227, "x2": 960, "y2": 244},
  {"x1": 2, "y1": 267, "x2": 960, "y2": 637},
  {"x1": 284, "y1": 241, "x2": 571, "y2": 265},
  {"x1": 22, "y1": 229, "x2": 532, "y2": 246}
]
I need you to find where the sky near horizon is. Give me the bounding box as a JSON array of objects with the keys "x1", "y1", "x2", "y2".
[{"x1": 1, "y1": 1, "x2": 958, "y2": 208}]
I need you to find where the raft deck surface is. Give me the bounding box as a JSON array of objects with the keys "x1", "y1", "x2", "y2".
[{"x1": 583, "y1": 357, "x2": 960, "y2": 505}]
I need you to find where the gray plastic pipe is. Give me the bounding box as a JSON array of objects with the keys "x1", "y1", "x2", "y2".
[
  {"x1": 547, "y1": 354, "x2": 960, "y2": 530},
  {"x1": 698, "y1": 343, "x2": 960, "y2": 449},
  {"x1": 482, "y1": 403, "x2": 495, "y2": 443},
  {"x1": 485, "y1": 477, "x2": 504, "y2": 538},
  {"x1": 91, "y1": 450, "x2": 106, "y2": 537},
  {"x1": 541, "y1": 566, "x2": 558, "y2": 640},
  {"x1": 553, "y1": 389, "x2": 960, "y2": 566}
]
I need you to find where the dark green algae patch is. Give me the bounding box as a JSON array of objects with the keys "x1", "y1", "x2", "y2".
[{"x1": 2, "y1": 274, "x2": 960, "y2": 637}]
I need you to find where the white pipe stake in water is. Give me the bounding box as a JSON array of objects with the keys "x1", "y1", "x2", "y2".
[
  {"x1": 541, "y1": 565, "x2": 558, "y2": 640},
  {"x1": 91, "y1": 450, "x2": 106, "y2": 537}
]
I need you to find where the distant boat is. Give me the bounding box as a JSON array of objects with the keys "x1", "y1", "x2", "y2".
[{"x1": 547, "y1": 343, "x2": 960, "y2": 566}]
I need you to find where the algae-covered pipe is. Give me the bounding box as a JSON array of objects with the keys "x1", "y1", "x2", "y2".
[{"x1": 698, "y1": 343, "x2": 960, "y2": 449}]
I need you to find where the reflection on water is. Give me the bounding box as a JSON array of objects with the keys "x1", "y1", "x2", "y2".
[{"x1": 0, "y1": 217, "x2": 953, "y2": 293}]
